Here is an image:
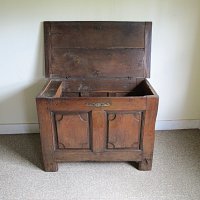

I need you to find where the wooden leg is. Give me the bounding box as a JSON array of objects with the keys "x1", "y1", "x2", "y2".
[
  {"x1": 139, "y1": 97, "x2": 158, "y2": 171},
  {"x1": 43, "y1": 160, "x2": 58, "y2": 172},
  {"x1": 138, "y1": 158, "x2": 152, "y2": 171},
  {"x1": 37, "y1": 98, "x2": 58, "y2": 172}
]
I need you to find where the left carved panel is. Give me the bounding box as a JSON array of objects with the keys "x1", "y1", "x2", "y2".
[{"x1": 54, "y1": 112, "x2": 91, "y2": 149}]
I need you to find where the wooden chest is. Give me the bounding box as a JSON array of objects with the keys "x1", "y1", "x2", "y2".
[{"x1": 36, "y1": 21, "x2": 159, "y2": 172}]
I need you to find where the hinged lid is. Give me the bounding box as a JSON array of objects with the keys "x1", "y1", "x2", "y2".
[{"x1": 44, "y1": 21, "x2": 152, "y2": 79}]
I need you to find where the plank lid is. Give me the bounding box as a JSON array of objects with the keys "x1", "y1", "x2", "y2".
[{"x1": 44, "y1": 21, "x2": 152, "y2": 79}]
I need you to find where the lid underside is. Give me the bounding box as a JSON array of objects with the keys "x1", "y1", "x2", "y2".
[{"x1": 44, "y1": 21, "x2": 152, "y2": 79}]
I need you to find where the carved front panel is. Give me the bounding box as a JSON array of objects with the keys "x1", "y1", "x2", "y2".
[
  {"x1": 107, "y1": 112, "x2": 142, "y2": 149},
  {"x1": 55, "y1": 112, "x2": 90, "y2": 149}
]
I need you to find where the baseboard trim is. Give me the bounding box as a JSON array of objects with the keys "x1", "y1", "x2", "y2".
[
  {"x1": 156, "y1": 120, "x2": 200, "y2": 130},
  {"x1": 0, "y1": 124, "x2": 39, "y2": 134},
  {"x1": 0, "y1": 120, "x2": 199, "y2": 134}
]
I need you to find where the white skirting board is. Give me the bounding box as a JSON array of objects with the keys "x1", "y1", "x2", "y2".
[
  {"x1": 155, "y1": 120, "x2": 200, "y2": 130},
  {"x1": 0, "y1": 124, "x2": 40, "y2": 134},
  {"x1": 0, "y1": 120, "x2": 199, "y2": 134}
]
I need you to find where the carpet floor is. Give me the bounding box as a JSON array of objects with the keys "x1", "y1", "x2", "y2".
[{"x1": 0, "y1": 130, "x2": 200, "y2": 200}]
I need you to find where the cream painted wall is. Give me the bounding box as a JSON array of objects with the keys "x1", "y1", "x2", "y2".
[{"x1": 0, "y1": 0, "x2": 200, "y2": 124}]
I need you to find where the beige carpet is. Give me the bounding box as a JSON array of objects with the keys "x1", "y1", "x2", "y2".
[{"x1": 0, "y1": 130, "x2": 200, "y2": 200}]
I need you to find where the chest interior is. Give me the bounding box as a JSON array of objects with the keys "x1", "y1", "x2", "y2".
[{"x1": 41, "y1": 21, "x2": 153, "y2": 98}]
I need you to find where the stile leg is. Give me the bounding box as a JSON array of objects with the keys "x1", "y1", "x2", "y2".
[
  {"x1": 138, "y1": 158, "x2": 153, "y2": 171},
  {"x1": 138, "y1": 97, "x2": 158, "y2": 171},
  {"x1": 43, "y1": 160, "x2": 58, "y2": 172},
  {"x1": 37, "y1": 98, "x2": 58, "y2": 172}
]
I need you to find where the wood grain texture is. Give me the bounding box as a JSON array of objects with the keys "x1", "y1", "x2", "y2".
[
  {"x1": 55, "y1": 113, "x2": 90, "y2": 149},
  {"x1": 47, "y1": 97, "x2": 147, "y2": 112},
  {"x1": 107, "y1": 112, "x2": 141, "y2": 149},
  {"x1": 37, "y1": 79, "x2": 158, "y2": 171},
  {"x1": 51, "y1": 48, "x2": 145, "y2": 78},
  {"x1": 44, "y1": 21, "x2": 151, "y2": 78},
  {"x1": 44, "y1": 22, "x2": 51, "y2": 77},
  {"x1": 36, "y1": 98, "x2": 58, "y2": 172},
  {"x1": 91, "y1": 111, "x2": 106, "y2": 153},
  {"x1": 54, "y1": 150, "x2": 142, "y2": 162},
  {"x1": 50, "y1": 21, "x2": 145, "y2": 48},
  {"x1": 39, "y1": 80, "x2": 62, "y2": 97},
  {"x1": 61, "y1": 78, "x2": 139, "y2": 93},
  {"x1": 37, "y1": 22, "x2": 158, "y2": 172},
  {"x1": 138, "y1": 96, "x2": 159, "y2": 170},
  {"x1": 144, "y1": 22, "x2": 152, "y2": 78}
]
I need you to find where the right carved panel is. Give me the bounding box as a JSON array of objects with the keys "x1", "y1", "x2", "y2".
[{"x1": 107, "y1": 112, "x2": 142, "y2": 149}]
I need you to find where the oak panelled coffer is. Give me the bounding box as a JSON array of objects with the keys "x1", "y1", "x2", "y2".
[{"x1": 36, "y1": 21, "x2": 159, "y2": 172}]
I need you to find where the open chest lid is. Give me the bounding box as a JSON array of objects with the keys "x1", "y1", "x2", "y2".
[{"x1": 44, "y1": 21, "x2": 152, "y2": 79}]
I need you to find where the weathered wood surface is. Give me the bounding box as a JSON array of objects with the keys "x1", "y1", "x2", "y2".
[
  {"x1": 36, "y1": 21, "x2": 158, "y2": 172},
  {"x1": 50, "y1": 22, "x2": 145, "y2": 48},
  {"x1": 44, "y1": 21, "x2": 151, "y2": 78}
]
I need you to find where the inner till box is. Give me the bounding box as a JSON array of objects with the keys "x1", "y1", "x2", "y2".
[{"x1": 41, "y1": 79, "x2": 154, "y2": 98}]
